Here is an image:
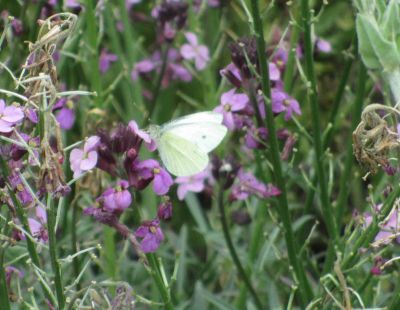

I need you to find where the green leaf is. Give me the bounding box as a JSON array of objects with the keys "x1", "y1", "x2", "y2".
[
  {"x1": 381, "y1": 0, "x2": 400, "y2": 39},
  {"x1": 356, "y1": 14, "x2": 400, "y2": 70}
]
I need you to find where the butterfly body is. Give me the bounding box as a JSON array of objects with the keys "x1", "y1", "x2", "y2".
[{"x1": 148, "y1": 112, "x2": 227, "y2": 176}]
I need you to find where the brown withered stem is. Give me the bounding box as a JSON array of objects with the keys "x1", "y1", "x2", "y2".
[
  {"x1": 20, "y1": 13, "x2": 77, "y2": 196},
  {"x1": 353, "y1": 103, "x2": 400, "y2": 174}
]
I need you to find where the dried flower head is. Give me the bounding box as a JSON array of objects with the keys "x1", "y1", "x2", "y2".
[{"x1": 353, "y1": 104, "x2": 400, "y2": 174}]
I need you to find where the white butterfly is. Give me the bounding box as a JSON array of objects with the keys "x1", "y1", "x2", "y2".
[{"x1": 148, "y1": 111, "x2": 228, "y2": 177}]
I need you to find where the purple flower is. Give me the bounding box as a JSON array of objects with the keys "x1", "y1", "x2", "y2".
[
  {"x1": 175, "y1": 170, "x2": 208, "y2": 200},
  {"x1": 363, "y1": 204, "x2": 400, "y2": 245},
  {"x1": 315, "y1": 38, "x2": 332, "y2": 53},
  {"x1": 220, "y1": 63, "x2": 242, "y2": 88},
  {"x1": 70, "y1": 136, "x2": 100, "y2": 178},
  {"x1": 65, "y1": 0, "x2": 81, "y2": 8},
  {"x1": 126, "y1": 0, "x2": 141, "y2": 10},
  {"x1": 28, "y1": 218, "x2": 48, "y2": 243},
  {"x1": 132, "y1": 159, "x2": 173, "y2": 195},
  {"x1": 271, "y1": 88, "x2": 301, "y2": 121},
  {"x1": 180, "y1": 32, "x2": 210, "y2": 71},
  {"x1": 131, "y1": 59, "x2": 155, "y2": 81},
  {"x1": 11, "y1": 18, "x2": 23, "y2": 36},
  {"x1": 157, "y1": 198, "x2": 173, "y2": 220},
  {"x1": 101, "y1": 180, "x2": 132, "y2": 213},
  {"x1": 245, "y1": 127, "x2": 268, "y2": 149},
  {"x1": 214, "y1": 89, "x2": 249, "y2": 130},
  {"x1": 8, "y1": 173, "x2": 34, "y2": 205},
  {"x1": 128, "y1": 120, "x2": 156, "y2": 151},
  {"x1": 230, "y1": 169, "x2": 281, "y2": 201},
  {"x1": 269, "y1": 62, "x2": 281, "y2": 81},
  {"x1": 54, "y1": 98, "x2": 75, "y2": 130},
  {"x1": 135, "y1": 219, "x2": 164, "y2": 253},
  {"x1": 0, "y1": 100, "x2": 24, "y2": 133},
  {"x1": 99, "y1": 49, "x2": 118, "y2": 73},
  {"x1": 5, "y1": 266, "x2": 23, "y2": 288}
]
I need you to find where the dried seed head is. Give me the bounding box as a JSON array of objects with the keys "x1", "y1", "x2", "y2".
[{"x1": 353, "y1": 104, "x2": 400, "y2": 174}]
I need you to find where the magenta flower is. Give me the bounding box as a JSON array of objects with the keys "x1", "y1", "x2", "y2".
[
  {"x1": 315, "y1": 38, "x2": 332, "y2": 53},
  {"x1": 65, "y1": 0, "x2": 81, "y2": 8},
  {"x1": 128, "y1": 120, "x2": 156, "y2": 151},
  {"x1": 99, "y1": 49, "x2": 118, "y2": 73},
  {"x1": 132, "y1": 159, "x2": 173, "y2": 195},
  {"x1": 271, "y1": 88, "x2": 301, "y2": 121},
  {"x1": 180, "y1": 32, "x2": 210, "y2": 71},
  {"x1": 70, "y1": 136, "x2": 100, "y2": 178},
  {"x1": 54, "y1": 98, "x2": 75, "y2": 130},
  {"x1": 363, "y1": 204, "x2": 400, "y2": 245},
  {"x1": 269, "y1": 62, "x2": 281, "y2": 81},
  {"x1": 101, "y1": 180, "x2": 132, "y2": 213},
  {"x1": 230, "y1": 169, "x2": 281, "y2": 201},
  {"x1": 28, "y1": 218, "x2": 48, "y2": 243},
  {"x1": 135, "y1": 219, "x2": 164, "y2": 253},
  {"x1": 131, "y1": 59, "x2": 155, "y2": 81},
  {"x1": 157, "y1": 199, "x2": 173, "y2": 220},
  {"x1": 214, "y1": 89, "x2": 249, "y2": 130},
  {"x1": 8, "y1": 173, "x2": 34, "y2": 205},
  {"x1": 0, "y1": 100, "x2": 24, "y2": 133},
  {"x1": 5, "y1": 266, "x2": 23, "y2": 288},
  {"x1": 175, "y1": 170, "x2": 209, "y2": 200},
  {"x1": 245, "y1": 126, "x2": 268, "y2": 149},
  {"x1": 126, "y1": 0, "x2": 141, "y2": 10}
]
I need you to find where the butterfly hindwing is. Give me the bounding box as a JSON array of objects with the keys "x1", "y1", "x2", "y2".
[{"x1": 158, "y1": 131, "x2": 209, "y2": 176}]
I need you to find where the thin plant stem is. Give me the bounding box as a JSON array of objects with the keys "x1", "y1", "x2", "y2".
[
  {"x1": 335, "y1": 62, "x2": 367, "y2": 231},
  {"x1": 300, "y1": 0, "x2": 338, "y2": 252},
  {"x1": 283, "y1": 5, "x2": 300, "y2": 92},
  {"x1": 0, "y1": 157, "x2": 56, "y2": 305},
  {"x1": 46, "y1": 196, "x2": 65, "y2": 309},
  {"x1": 147, "y1": 253, "x2": 174, "y2": 310},
  {"x1": 0, "y1": 213, "x2": 11, "y2": 310},
  {"x1": 301, "y1": 37, "x2": 356, "y2": 237},
  {"x1": 217, "y1": 187, "x2": 264, "y2": 310},
  {"x1": 249, "y1": 0, "x2": 313, "y2": 304},
  {"x1": 147, "y1": 43, "x2": 170, "y2": 123}
]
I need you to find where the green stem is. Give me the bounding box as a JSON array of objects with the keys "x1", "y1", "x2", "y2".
[
  {"x1": 71, "y1": 199, "x2": 81, "y2": 290},
  {"x1": 283, "y1": 5, "x2": 300, "y2": 93},
  {"x1": 46, "y1": 196, "x2": 65, "y2": 309},
  {"x1": 335, "y1": 63, "x2": 367, "y2": 230},
  {"x1": 147, "y1": 253, "x2": 174, "y2": 310},
  {"x1": 0, "y1": 247, "x2": 10, "y2": 310},
  {"x1": 342, "y1": 185, "x2": 400, "y2": 269},
  {"x1": 0, "y1": 213, "x2": 11, "y2": 310},
  {"x1": 0, "y1": 157, "x2": 56, "y2": 305},
  {"x1": 147, "y1": 43, "x2": 170, "y2": 123},
  {"x1": 300, "y1": 0, "x2": 338, "y2": 252},
  {"x1": 249, "y1": 0, "x2": 313, "y2": 304},
  {"x1": 301, "y1": 36, "x2": 356, "y2": 242},
  {"x1": 217, "y1": 188, "x2": 264, "y2": 309}
]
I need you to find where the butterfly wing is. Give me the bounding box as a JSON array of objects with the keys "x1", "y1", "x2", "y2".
[
  {"x1": 162, "y1": 112, "x2": 227, "y2": 153},
  {"x1": 158, "y1": 131, "x2": 209, "y2": 176}
]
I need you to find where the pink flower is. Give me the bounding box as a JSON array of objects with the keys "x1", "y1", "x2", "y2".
[
  {"x1": 175, "y1": 170, "x2": 209, "y2": 200},
  {"x1": 180, "y1": 32, "x2": 209, "y2": 71},
  {"x1": 135, "y1": 219, "x2": 164, "y2": 253},
  {"x1": 70, "y1": 136, "x2": 100, "y2": 178},
  {"x1": 271, "y1": 88, "x2": 301, "y2": 121},
  {"x1": 315, "y1": 38, "x2": 332, "y2": 53},
  {"x1": 99, "y1": 49, "x2": 118, "y2": 73},
  {"x1": 132, "y1": 159, "x2": 173, "y2": 195},
  {"x1": 0, "y1": 100, "x2": 24, "y2": 133},
  {"x1": 128, "y1": 120, "x2": 156, "y2": 151},
  {"x1": 131, "y1": 59, "x2": 156, "y2": 81},
  {"x1": 214, "y1": 89, "x2": 249, "y2": 130},
  {"x1": 230, "y1": 169, "x2": 281, "y2": 201},
  {"x1": 101, "y1": 180, "x2": 132, "y2": 213}
]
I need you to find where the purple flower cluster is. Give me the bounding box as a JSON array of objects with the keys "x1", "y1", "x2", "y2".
[{"x1": 74, "y1": 120, "x2": 177, "y2": 253}]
